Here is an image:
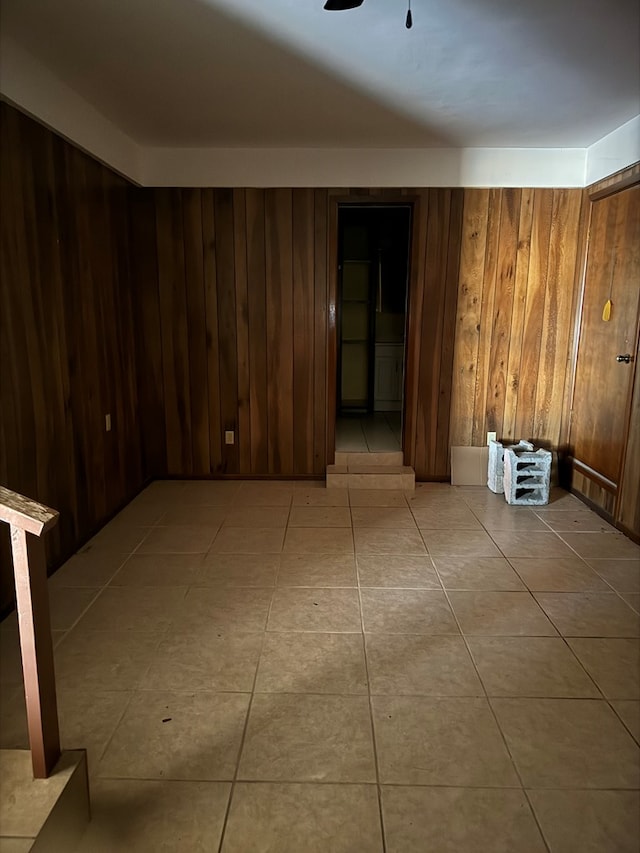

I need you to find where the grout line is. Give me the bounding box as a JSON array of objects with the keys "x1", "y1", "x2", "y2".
[{"x1": 354, "y1": 497, "x2": 388, "y2": 853}]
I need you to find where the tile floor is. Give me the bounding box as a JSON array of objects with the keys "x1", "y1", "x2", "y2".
[
  {"x1": 1, "y1": 481, "x2": 639, "y2": 852},
  {"x1": 336, "y1": 412, "x2": 402, "y2": 452}
]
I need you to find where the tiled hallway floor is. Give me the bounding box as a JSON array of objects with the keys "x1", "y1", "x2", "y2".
[{"x1": 1, "y1": 481, "x2": 639, "y2": 852}]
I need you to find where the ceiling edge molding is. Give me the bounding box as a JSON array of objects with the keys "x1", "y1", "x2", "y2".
[
  {"x1": 0, "y1": 37, "x2": 142, "y2": 184},
  {"x1": 586, "y1": 115, "x2": 640, "y2": 186},
  {"x1": 140, "y1": 146, "x2": 586, "y2": 188}
]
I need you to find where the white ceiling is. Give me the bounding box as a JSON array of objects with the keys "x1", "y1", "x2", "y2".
[{"x1": 1, "y1": 0, "x2": 639, "y2": 149}]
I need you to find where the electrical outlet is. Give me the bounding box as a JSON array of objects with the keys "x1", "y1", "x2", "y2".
[
  {"x1": 224, "y1": 430, "x2": 235, "y2": 445},
  {"x1": 486, "y1": 431, "x2": 497, "y2": 445},
  {"x1": 105, "y1": 413, "x2": 112, "y2": 432}
]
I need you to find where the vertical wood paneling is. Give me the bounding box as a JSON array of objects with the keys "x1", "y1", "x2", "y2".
[
  {"x1": 265, "y1": 189, "x2": 294, "y2": 473},
  {"x1": 149, "y1": 183, "x2": 586, "y2": 480},
  {"x1": 449, "y1": 190, "x2": 490, "y2": 447},
  {"x1": 292, "y1": 189, "x2": 315, "y2": 475},
  {"x1": 245, "y1": 189, "x2": 269, "y2": 474},
  {"x1": 0, "y1": 103, "x2": 145, "y2": 613},
  {"x1": 183, "y1": 189, "x2": 210, "y2": 473},
  {"x1": 202, "y1": 190, "x2": 223, "y2": 473},
  {"x1": 233, "y1": 189, "x2": 252, "y2": 473},
  {"x1": 214, "y1": 189, "x2": 240, "y2": 473}
]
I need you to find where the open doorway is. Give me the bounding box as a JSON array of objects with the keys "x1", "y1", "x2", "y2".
[{"x1": 336, "y1": 204, "x2": 412, "y2": 453}]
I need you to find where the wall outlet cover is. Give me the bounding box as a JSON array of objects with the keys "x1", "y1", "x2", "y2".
[
  {"x1": 224, "y1": 430, "x2": 235, "y2": 445},
  {"x1": 486, "y1": 431, "x2": 497, "y2": 445}
]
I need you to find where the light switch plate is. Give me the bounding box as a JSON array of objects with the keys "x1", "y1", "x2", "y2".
[
  {"x1": 486, "y1": 431, "x2": 497, "y2": 445},
  {"x1": 225, "y1": 430, "x2": 235, "y2": 445}
]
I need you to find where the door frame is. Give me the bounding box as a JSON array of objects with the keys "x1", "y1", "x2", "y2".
[{"x1": 326, "y1": 195, "x2": 422, "y2": 465}]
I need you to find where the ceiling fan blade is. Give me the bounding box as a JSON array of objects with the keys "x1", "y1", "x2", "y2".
[{"x1": 323, "y1": 0, "x2": 364, "y2": 9}]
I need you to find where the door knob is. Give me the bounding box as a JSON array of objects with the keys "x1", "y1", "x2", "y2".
[{"x1": 616, "y1": 354, "x2": 632, "y2": 363}]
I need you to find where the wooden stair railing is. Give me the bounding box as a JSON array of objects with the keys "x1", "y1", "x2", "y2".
[{"x1": 0, "y1": 486, "x2": 61, "y2": 778}]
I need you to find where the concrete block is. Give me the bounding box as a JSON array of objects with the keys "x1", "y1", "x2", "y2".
[
  {"x1": 503, "y1": 447, "x2": 552, "y2": 505},
  {"x1": 487, "y1": 440, "x2": 534, "y2": 494}
]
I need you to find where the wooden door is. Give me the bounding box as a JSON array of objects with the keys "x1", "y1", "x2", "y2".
[{"x1": 570, "y1": 185, "x2": 640, "y2": 511}]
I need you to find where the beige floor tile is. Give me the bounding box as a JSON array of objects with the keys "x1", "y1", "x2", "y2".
[
  {"x1": 142, "y1": 629, "x2": 263, "y2": 692},
  {"x1": 422, "y1": 529, "x2": 501, "y2": 557},
  {"x1": 411, "y1": 505, "x2": 482, "y2": 529},
  {"x1": 177, "y1": 587, "x2": 273, "y2": 632},
  {"x1": 268, "y1": 588, "x2": 361, "y2": 632},
  {"x1": 57, "y1": 688, "x2": 134, "y2": 771},
  {"x1": 0, "y1": 626, "x2": 23, "y2": 688},
  {"x1": 528, "y1": 789, "x2": 640, "y2": 853},
  {"x1": 76, "y1": 779, "x2": 231, "y2": 853},
  {"x1": 357, "y1": 555, "x2": 440, "y2": 588},
  {"x1": 277, "y1": 553, "x2": 357, "y2": 587},
  {"x1": 542, "y1": 489, "x2": 585, "y2": 510},
  {"x1": 84, "y1": 524, "x2": 151, "y2": 553},
  {"x1": 372, "y1": 696, "x2": 519, "y2": 785},
  {"x1": 98, "y1": 691, "x2": 250, "y2": 780},
  {"x1": 366, "y1": 634, "x2": 483, "y2": 696},
  {"x1": 474, "y1": 509, "x2": 551, "y2": 532},
  {"x1": 283, "y1": 527, "x2": 354, "y2": 554},
  {"x1": 138, "y1": 525, "x2": 218, "y2": 554},
  {"x1": 534, "y1": 592, "x2": 640, "y2": 637},
  {"x1": 48, "y1": 551, "x2": 129, "y2": 588},
  {"x1": 110, "y1": 554, "x2": 205, "y2": 587},
  {"x1": 221, "y1": 782, "x2": 383, "y2": 853},
  {"x1": 585, "y1": 558, "x2": 640, "y2": 592},
  {"x1": 349, "y1": 490, "x2": 408, "y2": 507},
  {"x1": 238, "y1": 693, "x2": 376, "y2": 782},
  {"x1": 613, "y1": 701, "x2": 640, "y2": 742},
  {"x1": 210, "y1": 527, "x2": 285, "y2": 554},
  {"x1": 354, "y1": 528, "x2": 426, "y2": 555},
  {"x1": 112, "y1": 501, "x2": 167, "y2": 526},
  {"x1": 509, "y1": 557, "x2": 610, "y2": 591},
  {"x1": 74, "y1": 586, "x2": 186, "y2": 632},
  {"x1": 448, "y1": 591, "x2": 556, "y2": 636},
  {"x1": 536, "y1": 509, "x2": 617, "y2": 532},
  {"x1": 159, "y1": 505, "x2": 227, "y2": 527},
  {"x1": 199, "y1": 554, "x2": 279, "y2": 586},
  {"x1": 292, "y1": 488, "x2": 349, "y2": 506},
  {"x1": 181, "y1": 481, "x2": 241, "y2": 505},
  {"x1": 351, "y1": 507, "x2": 417, "y2": 528},
  {"x1": 234, "y1": 483, "x2": 293, "y2": 506},
  {"x1": 491, "y1": 698, "x2": 640, "y2": 787},
  {"x1": 489, "y1": 531, "x2": 576, "y2": 559},
  {"x1": 0, "y1": 688, "x2": 28, "y2": 748},
  {"x1": 54, "y1": 630, "x2": 163, "y2": 690},
  {"x1": 382, "y1": 786, "x2": 546, "y2": 853},
  {"x1": 433, "y1": 556, "x2": 525, "y2": 590},
  {"x1": 361, "y1": 589, "x2": 458, "y2": 635},
  {"x1": 567, "y1": 638, "x2": 640, "y2": 699},
  {"x1": 467, "y1": 637, "x2": 599, "y2": 698},
  {"x1": 48, "y1": 586, "x2": 101, "y2": 630},
  {"x1": 255, "y1": 632, "x2": 368, "y2": 694},
  {"x1": 288, "y1": 506, "x2": 352, "y2": 527},
  {"x1": 560, "y1": 532, "x2": 640, "y2": 560},
  {"x1": 223, "y1": 506, "x2": 291, "y2": 527}
]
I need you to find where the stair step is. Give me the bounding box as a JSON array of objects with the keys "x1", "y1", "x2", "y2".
[
  {"x1": 334, "y1": 451, "x2": 404, "y2": 467},
  {"x1": 326, "y1": 464, "x2": 415, "y2": 490}
]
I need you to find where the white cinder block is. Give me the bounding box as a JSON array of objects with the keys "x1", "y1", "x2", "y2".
[
  {"x1": 487, "y1": 440, "x2": 534, "y2": 494},
  {"x1": 503, "y1": 447, "x2": 552, "y2": 505}
]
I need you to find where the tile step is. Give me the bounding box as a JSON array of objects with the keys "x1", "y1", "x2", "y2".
[
  {"x1": 326, "y1": 465, "x2": 415, "y2": 490},
  {"x1": 333, "y1": 451, "x2": 404, "y2": 467}
]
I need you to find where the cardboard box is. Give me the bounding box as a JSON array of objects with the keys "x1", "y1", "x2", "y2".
[{"x1": 450, "y1": 446, "x2": 489, "y2": 486}]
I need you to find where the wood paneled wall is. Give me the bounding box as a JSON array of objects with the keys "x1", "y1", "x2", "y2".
[
  {"x1": 449, "y1": 188, "x2": 586, "y2": 449},
  {"x1": 143, "y1": 186, "x2": 585, "y2": 481},
  {"x1": 0, "y1": 103, "x2": 144, "y2": 613}
]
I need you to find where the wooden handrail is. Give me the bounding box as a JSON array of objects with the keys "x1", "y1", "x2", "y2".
[{"x1": 1, "y1": 486, "x2": 61, "y2": 778}]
